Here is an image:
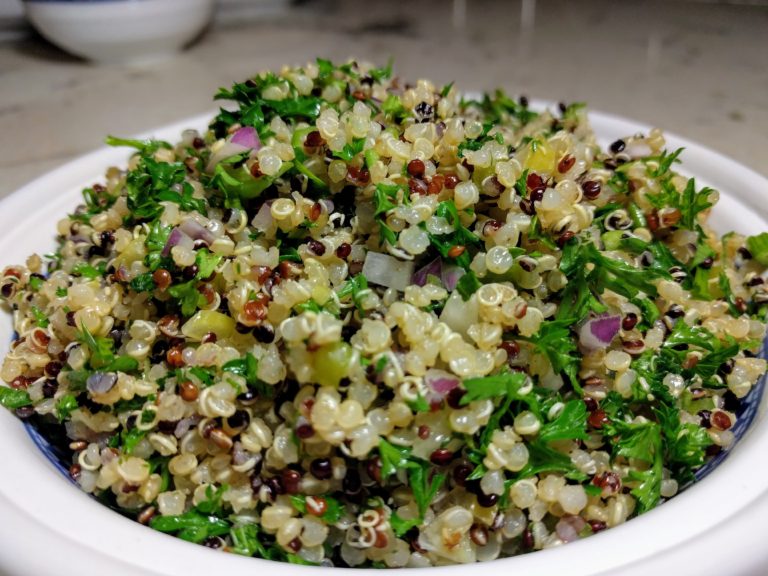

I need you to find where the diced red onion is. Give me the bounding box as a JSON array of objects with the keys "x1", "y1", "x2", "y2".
[
  {"x1": 174, "y1": 415, "x2": 202, "y2": 438},
  {"x1": 556, "y1": 515, "x2": 586, "y2": 543},
  {"x1": 412, "y1": 256, "x2": 442, "y2": 287},
  {"x1": 86, "y1": 372, "x2": 117, "y2": 394},
  {"x1": 161, "y1": 227, "x2": 193, "y2": 256},
  {"x1": 320, "y1": 199, "x2": 334, "y2": 214},
  {"x1": 179, "y1": 218, "x2": 215, "y2": 245},
  {"x1": 424, "y1": 368, "x2": 460, "y2": 402},
  {"x1": 232, "y1": 441, "x2": 252, "y2": 466},
  {"x1": 579, "y1": 314, "x2": 621, "y2": 350},
  {"x1": 441, "y1": 264, "x2": 466, "y2": 292},
  {"x1": 100, "y1": 447, "x2": 119, "y2": 465},
  {"x1": 362, "y1": 252, "x2": 415, "y2": 292},
  {"x1": 230, "y1": 126, "x2": 261, "y2": 150},
  {"x1": 206, "y1": 141, "x2": 251, "y2": 172}
]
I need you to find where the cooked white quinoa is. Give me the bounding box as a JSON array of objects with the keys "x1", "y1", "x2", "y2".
[{"x1": 2, "y1": 59, "x2": 768, "y2": 566}]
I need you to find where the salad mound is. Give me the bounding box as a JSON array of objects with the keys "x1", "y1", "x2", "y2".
[{"x1": 1, "y1": 58, "x2": 768, "y2": 566}]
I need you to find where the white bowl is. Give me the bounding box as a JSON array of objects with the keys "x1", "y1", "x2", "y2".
[
  {"x1": 24, "y1": 0, "x2": 215, "y2": 64},
  {"x1": 1, "y1": 108, "x2": 768, "y2": 575}
]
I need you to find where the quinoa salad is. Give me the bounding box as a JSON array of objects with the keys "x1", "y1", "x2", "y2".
[{"x1": 2, "y1": 59, "x2": 768, "y2": 567}]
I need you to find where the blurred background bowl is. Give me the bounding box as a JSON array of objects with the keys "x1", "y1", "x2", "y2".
[{"x1": 23, "y1": 0, "x2": 215, "y2": 64}]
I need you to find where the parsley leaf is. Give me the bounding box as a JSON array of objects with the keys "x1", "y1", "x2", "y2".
[
  {"x1": 369, "y1": 59, "x2": 394, "y2": 83},
  {"x1": 105, "y1": 136, "x2": 171, "y2": 154},
  {"x1": 30, "y1": 305, "x2": 49, "y2": 328},
  {"x1": 608, "y1": 420, "x2": 663, "y2": 513},
  {"x1": 645, "y1": 148, "x2": 684, "y2": 179},
  {"x1": 120, "y1": 427, "x2": 146, "y2": 455},
  {"x1": 0, "y1": 387, "x2": 33, "y2": 410},
  {"x1": 378, "y1": 438, "x2": 411, "y2": 479},
  {"x1": 230, "y1": 524, "x2": 270, "y2": 558},
  {"x1": 168, "y1": 281, "x2": 206, "y2": 317},
  {"x1": 426, "y1": 200, "x2": 480, "y2": 269},
  {"x1": 56, "y1": 394, "x2": 78, "y2": 422},
  {"x1": 460, "y1": 371, "x2": 528, "y2": 405},
  {"x1": 382, "y1": 95, "x2": 409, "y2": 121},
  {"x1": 222, "y1": 353, "x2": 272, "y2": 398},
  {"x1": 77, "y1": 325, "x2": 116, "y2": 369},
  {"x1": 332, "y1": 138, "x2": 366, "y2": 162},
  {"x1": 195, "y1": 248, "x2": 222, "y2": 280},
  {"x1": 130, "y1": 273, "x2": 156, "y2": 293},
  {"x1": 373, "y1": 183, "x2": 404, "y2": 245},
  {"x1": 456, "y1": 270, "x2": 481, "y2": 300},
  {"x1": 519, "y1": 319, "x2": 582, "y2": 393},
  {"x1": 291, "y1": 494, "x2": 344, "y2": 524},
  {"x1": 655, "y1": 403, "x2": 712, "y2": 484},
  {"x1": 337, "y1": 273, "x2": 369, "y2": 314},
  {"x1": 538, "y1": 399, "x2": 588, "y2": 443},
  {"x1": 125, "y1": 154, "x2": 206, "y2": 222},
  {"x1": 72, "y1": 262, "x2": 107, "y2": 279},
  {"x1": 747, "y1": 232, "x2": 768, "y2": 266},
  {"x1": 150, "y1": 509, "x2": 231, "y2": 544}
]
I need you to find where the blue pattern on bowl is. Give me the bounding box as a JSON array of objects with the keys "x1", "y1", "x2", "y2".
[{"x1": 23, "y1": 337, "x2": 768, "y2": 486}]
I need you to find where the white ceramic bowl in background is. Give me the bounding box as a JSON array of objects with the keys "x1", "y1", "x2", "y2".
[
  {"x1": 24, "y1": 0, "x2": 215, "y2": 64},
  {"x1": 1, "y1": 108, "x2": 768, "y2": 575}
]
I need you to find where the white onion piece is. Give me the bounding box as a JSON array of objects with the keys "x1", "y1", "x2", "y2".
[
  {"x1": 579, "y1": 314, "x2": 621, "y2": 350},
  {"x1": 623, "y1": 141, "x2": 653, "y2": 159},
  {"x1": 251, "y1": 200, "x2": 275, "y2": 232},
  {"x1": 205, "y1": 140, "x2": 251, "y2": 172},
  {"x1": 440, "y1": 291, "x2": 479, "y2": 339},
  {"x1": 362, "y1": 252, "x2": 415, "y2": 292}
]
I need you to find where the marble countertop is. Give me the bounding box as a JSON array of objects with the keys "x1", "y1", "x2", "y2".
[{"x1": 0, "y1": 0, "x2": 766, "y2": 200}]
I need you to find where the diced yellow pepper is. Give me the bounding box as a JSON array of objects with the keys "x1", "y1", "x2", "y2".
[
  {"x1": 112, "y1": 239, "x2": 146, "y2": 269},
  {"x1": 524, "y1": 140, "x2": 555, "y2": 173},
  {"x1": 181, "y1": 310, "x2": 236, "y2": 341},
  {"x1": 314, "y1": 342, "x2": 353, "y2": 387}
]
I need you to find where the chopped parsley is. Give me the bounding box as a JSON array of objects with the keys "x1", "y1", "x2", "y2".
[
  {"x1": 378, "y1": 439, "x2": 447, "y2": 533},
  {"x1": 426, "y1": 200, "x2": 480, "y2": 269},
  {"x1": 55, "y1": 394, "x2": 78, "y2": 422},
  {"x1": 747, "y1": 232, "x2": 768, "y2": 266},
  {"x1": 0, "y1": 387, "x2": 32, "y2": 409},
  {"x1": 455, "y1": 270, "x2": 482, "y2": 300},
  {"x1": 30, "y1": 305, "x2": 49, "y2": 328},
  {"x1": 291, "y1": 494, "x2": 344, "y2": 524},
  {"x1": 518, "y1": 319, "x2": 582, "y2": 393}
]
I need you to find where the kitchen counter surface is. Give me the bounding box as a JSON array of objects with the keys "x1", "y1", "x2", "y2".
[{"x1": 0, "y1": 0, "x2": 766, "y2": 200}]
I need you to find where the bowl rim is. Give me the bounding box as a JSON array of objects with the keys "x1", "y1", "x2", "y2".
[{"x1": 1, "y1": 105, "x2": 767, "y2": 576}]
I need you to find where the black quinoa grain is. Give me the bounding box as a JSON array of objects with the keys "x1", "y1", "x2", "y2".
[
  {"x1": 476, "y1": 491, "x2": 499, "y2": 508},
  {"x1": 310, "y1": 458, "x2": 333, "y2": 480},
  {"x1": 227, "y1": 410, "x2": 250, "y2": 429}
]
